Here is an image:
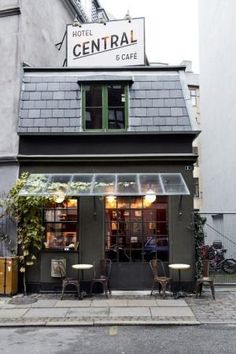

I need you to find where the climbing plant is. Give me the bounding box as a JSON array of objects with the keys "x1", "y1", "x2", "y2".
[
  {"x1": 194, "y1": 212, "x2": 207, "y2": 279},
  {"x1": 1, "y1": 172, "x2": 51, "y2": 295}
]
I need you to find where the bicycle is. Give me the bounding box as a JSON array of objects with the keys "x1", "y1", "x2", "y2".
[{"x1": 207, "y1": 242, "x2": 236, "y2": 274}]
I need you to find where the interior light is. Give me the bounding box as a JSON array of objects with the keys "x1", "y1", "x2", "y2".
[
  {"x1": 144, "y1": 189, "x2": 156, "y2": 204},
  {"x1": 106, "y1": 195, "x2": 116, "y2": 203}
]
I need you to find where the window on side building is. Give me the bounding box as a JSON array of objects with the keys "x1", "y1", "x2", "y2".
[
  {"x1": 82, "y1": 83, "x2": 128, "y2": 130},
  {"x1": 194, "y1": 177, "x2": 199, "y2": 198},
  {"x1": 189, "y1": 87, "x2": 197, "y2": 106}
]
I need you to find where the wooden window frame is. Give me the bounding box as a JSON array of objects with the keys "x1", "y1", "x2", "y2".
[{"x1": 82, "y1": 83, "x2": 129, "y2": 131}]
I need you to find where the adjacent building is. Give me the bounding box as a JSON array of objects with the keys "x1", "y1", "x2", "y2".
[
  {"x1": 0, "y1": 0, "x2": 106, "y2": 195},
  {"x1": 199, "y1": 0, "x2": 236, "y2": 253}
]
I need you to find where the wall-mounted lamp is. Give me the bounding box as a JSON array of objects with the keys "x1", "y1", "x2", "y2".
[
  {"x1": 144, "y1": 189, "x2": 156, "y2": 204},
  {"x1": 73, "y1": 17, "x2": 82, "y2": 27},
  {"x1": 53, "y1": 190, "x2": 66, "y2": 204}
]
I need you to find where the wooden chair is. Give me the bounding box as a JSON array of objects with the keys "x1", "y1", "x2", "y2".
[
  {"x1": 57, "y1": 260, "x2": 80, "y2": 300},
  {"x1": 149, "y1": 259, "x2": 171, "y2": 298},
  {"x1": 90, "y1": 259, "x2": 112, "y2": 297},
  {"x1": 196, "y1": 260, "x2": 215, "y2": 300}
]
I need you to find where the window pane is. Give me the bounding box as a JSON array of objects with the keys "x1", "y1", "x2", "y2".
[
  {"x1": 85, "y1": 85, "x2": 102, "y2": 129},
  {"x1": 69, "y1": 175, "x2": 93, "y2": 195},
  {"x1": 45, "y1": 223, "x2": 77, "y2": 250},
  {"x1": 108, "y1": 109, "x2": 125, "y2": 129},
  {"x1": 19, "y1": 174, "x2": 49, "y2": 195},
  {"x1": 139, "y1": 174, "x2": 163, "y2": 194},
  {"x1": 45, "y1": 175, "x2": 71, "y2": 194},
  {"x1": 117, "y1": 175, "x2": 138, "y2": 194},
  {"x1": 108, "y1": 85, "x2": 125, "y2": 130},
  {"x1": 108, "y1": 85, "x2": 125, "y2": 107},
  {"x1": 85, "y1": 85, "x2": 102, "y2": 107},
  {"x1": 86, "y1": 108, "x2": 103, "y2": 129},
  {"x1": 93, "y1": 175, "x2": 116, "y2": 194},
  {"x1": 160, "y1": 174, "x2": 189, "y2": 194}
]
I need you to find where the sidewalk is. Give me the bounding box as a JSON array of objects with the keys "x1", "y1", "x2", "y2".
[{"x1": 0, "y1": 288, "x2": 236, "y2": 327}]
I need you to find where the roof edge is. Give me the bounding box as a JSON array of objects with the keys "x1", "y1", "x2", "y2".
[{"x1": 23, "y1": 65, "x2": 187, "y2": 73}]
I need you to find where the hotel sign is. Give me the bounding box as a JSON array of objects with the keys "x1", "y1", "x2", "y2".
[{"x1": 66, "y1": 18, "x2": 145, "y2": 67}]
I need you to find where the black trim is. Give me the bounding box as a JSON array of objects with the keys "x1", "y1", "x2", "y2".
[
  {"x1": 19, "y1": 134, "x2": 194, "y2": 156},
  {"x1": 23, "y1": 65, "x2": 187, "y2": 73},
  {"x1": 0, "y1": 156, "x2": 18, "y2": 165},
  {"x1": 0, "y1": 7, "x2": 21, "y2": 17}
]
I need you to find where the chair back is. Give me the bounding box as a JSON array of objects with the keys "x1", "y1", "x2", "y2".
[
  {"x1": 57, "y1": 260, "x2": 66, "y2": 278},
  {"x1": 202, "y1": 260, "x2": 210, "y2": 277},
  {"x1": 149, "y1": 259, "x2": 166, "y2": 277},
  {"x1": 93, "y1": 259, "x2": 112, "y2": 278}
]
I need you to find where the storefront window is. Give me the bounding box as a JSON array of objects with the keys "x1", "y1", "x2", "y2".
[
  {"x1": 105, "y1": 197, "x2": 168, "y2": 262},
  {"x1": 43, "y1": 199, "x2": 78, "y2": 250}
]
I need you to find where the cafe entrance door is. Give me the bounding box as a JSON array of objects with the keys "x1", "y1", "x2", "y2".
[{"x1": 104, "y1": 196, "x2": 169, "y2": 289}]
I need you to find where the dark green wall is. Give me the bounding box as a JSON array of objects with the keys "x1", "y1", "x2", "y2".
[{"x1": 21, "y1": 159, "x2": 195, "y2": 290}]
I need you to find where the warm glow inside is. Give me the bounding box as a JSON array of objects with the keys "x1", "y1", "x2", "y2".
[
  {"x1": 67, "y1": 199, "x2": 77, "y2": 208},
  {"x1": 106, "y1": 196, "x2": 116, "y2": 208}
]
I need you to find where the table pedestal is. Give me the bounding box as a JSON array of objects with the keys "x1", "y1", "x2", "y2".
[
  {"x1": 72, "y1": 264, "x2": 93, "y2": 300},
  {"x1": 168, "y1": 264, "x2": 190, "y2": 299}
]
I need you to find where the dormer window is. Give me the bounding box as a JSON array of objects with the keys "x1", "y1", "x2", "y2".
[{"x1": 82, "y1": 83, "x2": 128, "y2": 130}]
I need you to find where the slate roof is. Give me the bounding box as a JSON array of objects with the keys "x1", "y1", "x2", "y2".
[{"x1": 18, "y1": 67, "x2": 195, "y2": 134}]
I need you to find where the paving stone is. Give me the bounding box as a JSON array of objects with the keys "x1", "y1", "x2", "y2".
[
  {"x1": 0, "y1": 309, "x2": 28, "y2": 318},
  {"x1": 150, "y1": 306, "x2": 195, "y2": 317},
  {"x1": 126, "y1": 299, "x2": 157, "y2": 307},
  {"x1": 23, "y1": 308, "x2": 68, "y2": 318},
  {"x1": 55, "y1": 300, "x2": 92, "y2": 308},
  {"x1": 66, "y1": 307, "x2": 108, "y2": 317},
  {"x1": 31, "y1": 300, "x2": 58, "y2": 308},
  {"x1": 109, "y1": 307, "x2": 151, "y2": 317},
  {"x1": 156, "y1": 299, "x2": 188, "y2": 307}
]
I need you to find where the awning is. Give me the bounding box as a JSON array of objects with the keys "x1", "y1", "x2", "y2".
[{"x1": 18, "y1": 173, "x2": 190, "y2": 196}]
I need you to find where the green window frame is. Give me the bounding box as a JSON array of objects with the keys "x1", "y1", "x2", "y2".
[{"x1": 82, "y1": 83, "x2": 129, "y2": 131}]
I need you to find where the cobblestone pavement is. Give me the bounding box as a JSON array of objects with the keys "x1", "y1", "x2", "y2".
[{"x1": 186, "y1": 290, "x2": 236, "y2": 324}]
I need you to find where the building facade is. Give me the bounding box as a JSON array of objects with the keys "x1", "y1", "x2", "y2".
[
  {"x1": 199, "y1": 0, "x2": 236, "y2": 251},
  {"x1": 181, "y1": 61, "x2": 201, "y2": 211},
  {"x1": 17, "y1": 65, "x2": 198, "y2": 291}
]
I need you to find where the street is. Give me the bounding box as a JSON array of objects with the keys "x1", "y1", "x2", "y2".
[{"x1": 0, "y1": 325, "x2": 236, "y2": 354}]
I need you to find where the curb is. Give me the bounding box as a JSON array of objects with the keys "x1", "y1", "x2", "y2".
[{"x1": 0, "y1": 319, "x2": 201, "y2": 327}]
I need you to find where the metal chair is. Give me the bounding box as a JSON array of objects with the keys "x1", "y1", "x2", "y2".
[
  {"x1": 90, "y1": 259, "x2": 112, "y2": 297},
  {"x1": 196, "y1": 260, "x2": 215, "y2": 300},
  {"x1": 149, "y1": 259, "x2": 171, "y2": 298},
  {"x1": 57, "y1": 260, "x2": 80, "y2": 300}
]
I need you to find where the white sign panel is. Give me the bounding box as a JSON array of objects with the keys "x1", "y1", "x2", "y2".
[{"x1": 67, "y1": 18, "x2": 145, "y2": 67}]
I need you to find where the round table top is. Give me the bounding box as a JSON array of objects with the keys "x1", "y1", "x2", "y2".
[
  {"x1": 72, "y1": 264, "x2": 93, "y2": 270},
  {"x1": 168, "y1": 263, "x2": 190, "y2": 270}
]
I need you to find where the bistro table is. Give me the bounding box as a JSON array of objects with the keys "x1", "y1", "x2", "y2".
[
  {"x1": 168, "y1": 263, "x2": 190, "y2": 299},
  {"x1": 72, "y1": 264, "x2": 93, "y2": 299}
]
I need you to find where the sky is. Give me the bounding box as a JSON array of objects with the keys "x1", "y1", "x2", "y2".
[{"x1": 99, "y1": 0, "x2": 199, "y2": 72}]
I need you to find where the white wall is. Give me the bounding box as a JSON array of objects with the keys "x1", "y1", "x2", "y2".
[
  {"x1": 0, "y1": 0, "x2": 75, "y2": 192},
  {"x1": 199, "y1": 0, "x2": 236, "y2": 213}
]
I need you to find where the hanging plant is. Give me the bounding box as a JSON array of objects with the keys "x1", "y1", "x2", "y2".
[
  {"x1": 3, "y1": 172, "x2": 51, "y2": 295},
  {"x1": 194, "y1": 212, "x2": 207, "y2": 279}
]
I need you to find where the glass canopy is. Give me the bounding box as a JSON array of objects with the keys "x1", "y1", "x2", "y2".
[{"x1": 18, "y1": 173, "x2": 190, "y2": 196}]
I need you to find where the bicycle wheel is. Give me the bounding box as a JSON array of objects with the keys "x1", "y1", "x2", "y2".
[{"x1": 222, "y1": 259, "x2": 236, "y2": 274}]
